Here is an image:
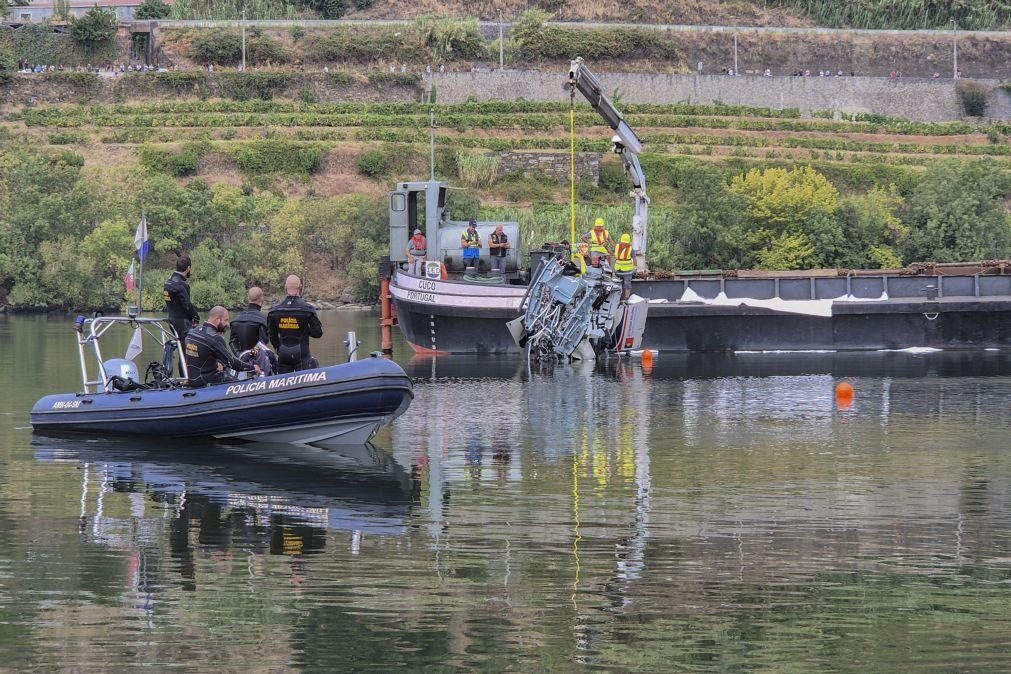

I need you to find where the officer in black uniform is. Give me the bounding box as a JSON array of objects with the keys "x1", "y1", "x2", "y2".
[
  {"x1": 164, "y1": 255, "x2": 200, "y2": 341},
  {"x1": 229, "y1": 286, "x2": 277, "y2": 374},
  {"x1": 267, "y1": 274, "x2": 324, "y2": 374},
  {"x1": 184, "y1": 306, "x2": 258, "y2": 388}
]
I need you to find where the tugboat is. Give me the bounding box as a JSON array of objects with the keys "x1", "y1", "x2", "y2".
[
  {"x1": 31, "y1": 315, "x2": 413, "y2": 446},
  {"x1": 384, "y1": 60, "x2": 1011, "y2": 355}
]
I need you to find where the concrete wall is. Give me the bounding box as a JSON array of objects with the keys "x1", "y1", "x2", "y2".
[{"x1": 431, "y1": 71, "x2": 1011, "y2": 122}]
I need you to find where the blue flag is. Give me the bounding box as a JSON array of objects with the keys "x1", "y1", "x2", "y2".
[{"x1": 134, "y1": 215, "x2": 150, "y2": 262}]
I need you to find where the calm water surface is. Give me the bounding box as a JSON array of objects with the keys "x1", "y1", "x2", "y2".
[{"x1": 2, "y1": 312, "x2": 1011, "y2": 671}]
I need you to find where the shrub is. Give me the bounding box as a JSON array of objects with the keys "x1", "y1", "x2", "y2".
[
  {"x1": 134, "y1": 0, "x2": 172, "y2": 19},
  {"x1": 957, "y1": 81, "x2": 988, "y2": 117},
  {"x1": 231, "y1": 140, "x2": 325, "y2": 175},
  {"x1": 456, "y1": 150, "x2": 499, "y2": 188},
  {"x1": 414, "y1": 17, "x2": 487, "y2": 61},
  {"x1": 304, "y1": 27, "x2": 425, "y2": 63},
  {"x1": 0, "y1": 41, "x2": 14, "y2": 86},
  {"x1": 247, "y1": 36, "x2": 290, "y2": 65},
  {"x1": 138, "y1": 142, "x2": 208, "y2": 176},
  {"x1": 48, "y1": 130, "x2": 89, "y2": 145},
  {"x1": 70, "y1": 7, "x2": 118, "y2": 51},
  {"x1": 219, "y1": 72, "x2": 291, "y2": 100},
  {"x1": 357, "y1": 148, "x2": 388, "y2": 177},
  {"x1": 191, "y1": 32, "x2": 242, "y2": 65}
]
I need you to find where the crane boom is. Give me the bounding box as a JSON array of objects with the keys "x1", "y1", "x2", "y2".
[{"x1": 567, "y1": 57, "x2": 650, "y2": 272}]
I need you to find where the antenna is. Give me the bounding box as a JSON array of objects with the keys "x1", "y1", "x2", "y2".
[{"x1": 429, "y1": 108, "x2": 436, "y2": 181}]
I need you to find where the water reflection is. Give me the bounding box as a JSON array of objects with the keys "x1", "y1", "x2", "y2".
[
  {"x1": 9, "y1": 314, "x2": 1011, "y2": 669},
  {"x1": 35, "y1": 438, "x2": 419, "y2": 576}
]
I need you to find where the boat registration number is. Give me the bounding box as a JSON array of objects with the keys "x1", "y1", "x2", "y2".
[{"x1": 52, "y1": 400, "x2": 82, "y2": 409}]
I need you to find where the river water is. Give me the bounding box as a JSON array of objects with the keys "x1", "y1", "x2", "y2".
[{"x1": 2, "y1": 312, "x2": 1011, "y2": 671}]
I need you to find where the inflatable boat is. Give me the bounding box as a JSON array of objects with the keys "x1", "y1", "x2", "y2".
[{"x1": 30, "y1": 315, "x2": 413, "y2": 446}]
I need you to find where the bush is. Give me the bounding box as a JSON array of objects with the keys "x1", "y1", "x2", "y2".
[
  {"x1": 456, "y1": 150, "x2": 499, "y2": 188},
  {"x1": 48, "y1": 130, "x2": 89, "y2": 145},
  {"x1": 134, "y1": 0, "x2": 172, "y2": 19},
  {"x1": 957, "y1": 81, "x2": 988, "y2": 117},
  {"x1": 304, "y1": 27, "x2": 425, "y2": 63},
  {"x1": 414, "y1": 17, "x2": 487, "y2": 61},
  {"x1": 231, "y1": 140, "x2": 325, "y2": 175},
  {"x1": 70, "y1": 7, "x2": 118, "y2": 51},
  {"x1": 0, "y1": 42, "x2": 14, "y2": 86},
  {"x1": 247, "y1": 36, "x2": 290, "y2": 65},
  {"x1": 139, "y1": 142, "x2": 208, "y2": 176},
  {"x1": 191, "y1": 32, "x2": 243, "y2": 65},
  {"x1": 219, "y1": 72, "x2": 291, "y2": 100},
  {"x1": 356, "y1": 148, "x2": 388, "y2": 177}
]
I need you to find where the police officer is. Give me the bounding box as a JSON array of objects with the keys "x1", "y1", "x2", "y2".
[
  {"x1": 230, "y1": 286, "x2": 277, "y2": 374},
  {"x1": 164, "y1": 255, "x2": 200, "y2": 341},
  {"x1": 267, "y1": 274, "x2": 324, "y2": 373},
  {"x1": 184, "y1": 306, "x2": 258, "y2": 388}
]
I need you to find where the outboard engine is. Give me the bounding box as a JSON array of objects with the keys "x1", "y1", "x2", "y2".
[{"x1": 103, "y1": 358, "x2": 142, "y2": 391}]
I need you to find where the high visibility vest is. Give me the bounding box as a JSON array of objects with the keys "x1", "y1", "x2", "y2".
[
  {"x1": 462, "y1": 229, "x2": 480, "y2": 249},
  {"x1": 614, "y1": 242, "x2": 635, "y2": 272},
  {"x1": 589, "y1": 228, "x2": 610, "y2": 255}
]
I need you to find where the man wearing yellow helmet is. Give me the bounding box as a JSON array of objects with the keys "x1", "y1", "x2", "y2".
[
  {"x1": 582, "y1": 217, "x2": 615, "y2": 259},
  {"x1": 613, "y1": 233, "x2": 637, "y2": 299}
]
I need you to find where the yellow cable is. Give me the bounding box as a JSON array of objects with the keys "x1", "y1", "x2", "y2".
[{"x1": 569, "y1": 107, "x2": 576, "y2": 257}]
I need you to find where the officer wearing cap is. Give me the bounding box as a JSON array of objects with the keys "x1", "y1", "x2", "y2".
[{"x1": 460, "y1": 220, "x2": 481, "y2": 271}]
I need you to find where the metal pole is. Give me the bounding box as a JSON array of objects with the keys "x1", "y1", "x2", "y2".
[
  {"x1": 380, "y1": 276, "x2": 393, "y2": 355},
  {"x1": 952, "y1": 20, "x2": 958, "y2": 79},
  {"x1": 498, "y1": 11, "x2": 504, "y2": 70},
  {"x1": 241, "y1": 9, "x2": 246, "y2": 73},
  {"x1": 429, "y1": 108, "x2": 435, "y2": 180},
  {"x1": 345, "y1": 331, "x2": 359, "y2": 362},
  {"x1": 733, "y1": 31, "x2": 738, "y2": 74}
]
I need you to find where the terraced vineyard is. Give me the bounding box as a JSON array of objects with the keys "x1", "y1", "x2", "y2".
[{"x1": 8, "y1": 100, "x2": 1011, "y2": 185}]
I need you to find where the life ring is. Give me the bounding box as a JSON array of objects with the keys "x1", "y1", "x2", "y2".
[{"x1": 440, "y1": 262, "x2": 448, "y2": 280}]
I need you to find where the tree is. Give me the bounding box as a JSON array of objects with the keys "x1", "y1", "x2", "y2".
[
  {"x1": 902, "y1": 160, "x2": 1011, "y2": 263},
  {"x1": 837, "y1": 185, "x2": 906, "y2": 268},
  {"x1": 730, "y1": 165, "x2": 845, "y2": 269},
  {"x1": 134, "y1": 0, "x2": 171, "y2": 20},
  {"x1": 661, "y1": 163, "x2": 748, "y2": 270},
  {"x1": 70, "y1": 7, "x2": 118, "y2": 51},
  {"x1": 0, "y1": 41, "x2": 15, "y2": 86}
]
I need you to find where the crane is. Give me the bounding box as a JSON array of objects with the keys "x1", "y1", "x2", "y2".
[{"x1": 566, "y1": 57, "x2": 650, "y2": 273}]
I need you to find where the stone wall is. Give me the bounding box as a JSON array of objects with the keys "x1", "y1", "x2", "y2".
[
  {"x1": 430, "y1": 71, "x2": 1011, "y2": 122},
  {"x1": 498, "y1": 151, "x2": 600, "y2": 184},
  {"x1": 1, "y1": 71, "x2": 422, "y2": 107}
]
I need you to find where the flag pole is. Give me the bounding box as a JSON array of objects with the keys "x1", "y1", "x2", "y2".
[{"x1": 137, "y1": 213, "x2": 144, "y2": 316}]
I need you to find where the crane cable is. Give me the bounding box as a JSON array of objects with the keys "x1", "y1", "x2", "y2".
[{"x1": 569, "y1": 82, "x2": 577, "y2": 259}]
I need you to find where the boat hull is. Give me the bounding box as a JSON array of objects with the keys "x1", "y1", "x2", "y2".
[
  {"x1": 31, "y1": 359, "x2": 413, "y2": 445},
  {"x1": 391, "y1": 270, "x2": 1011, "y2": 353}
]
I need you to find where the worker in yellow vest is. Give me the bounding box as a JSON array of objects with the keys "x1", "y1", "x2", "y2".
[
  {"x1": 614, "y1": 233, "x2": 636, "y2": 299},
  {"x1": 583, "y1": 218, "x2": 615, "y2": 259}
]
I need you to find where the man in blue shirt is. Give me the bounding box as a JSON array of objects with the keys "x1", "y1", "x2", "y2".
[{"x1": 460, "y1": 220, "x2": 481, "y2": 271}]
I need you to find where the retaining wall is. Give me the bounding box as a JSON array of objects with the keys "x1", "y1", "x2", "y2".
[{"x1": 432, "y1": 71, "x2": 1011, "y2": 122}]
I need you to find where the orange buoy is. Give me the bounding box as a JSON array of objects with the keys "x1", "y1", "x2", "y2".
[
  {"x1": 640, "y1": 349, "x2": 654, "y2": 367},
  {"x1": 835, "y1": 381, "x2": 854, "y2": 409}
]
